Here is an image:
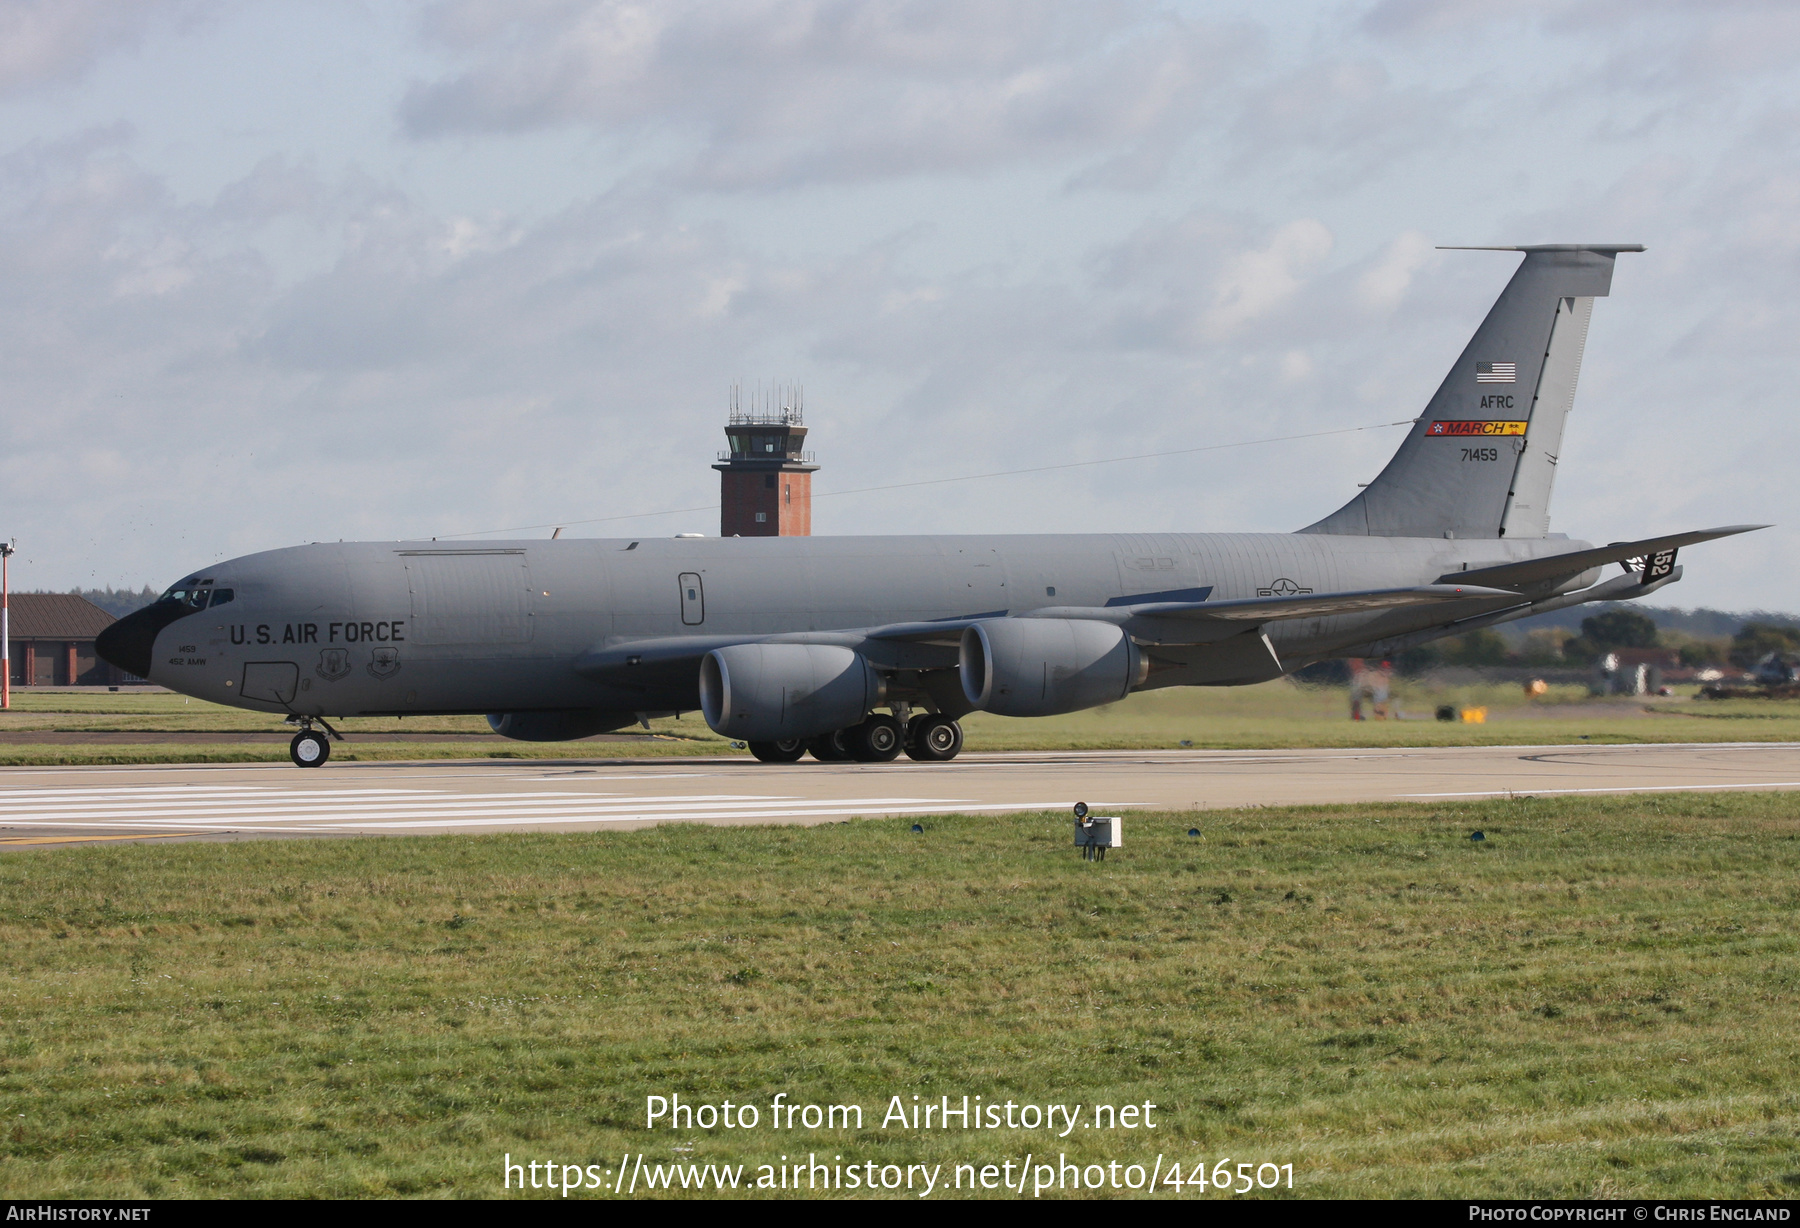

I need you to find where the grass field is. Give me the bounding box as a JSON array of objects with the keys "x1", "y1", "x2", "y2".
[
  {"x1": 3, "y1": 681, "x2": 1800, "y2": 765},
  {"x1": 1, "y1": 792, "x2": 1797, "y2": 1198}
]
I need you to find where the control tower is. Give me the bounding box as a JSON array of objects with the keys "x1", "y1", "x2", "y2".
[{"x1": 714, "y1": 384, "x2": 818, "y2": 537}]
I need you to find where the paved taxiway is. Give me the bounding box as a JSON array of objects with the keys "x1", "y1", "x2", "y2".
[{"x1": 2, "y1": 741, "x2": 1798, "y2": 846}]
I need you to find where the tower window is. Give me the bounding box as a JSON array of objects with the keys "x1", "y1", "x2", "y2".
[{"x1": 755, "y1": 512, "x2": 767, "y2": 523}]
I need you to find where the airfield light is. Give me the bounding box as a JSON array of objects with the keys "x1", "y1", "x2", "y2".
[
  {"x1": 1073, "y1": 802, "x2": 1121, "y2": 862},
  {"x1": 0, "y1": 539, "x2": 13, "y2": 710}
]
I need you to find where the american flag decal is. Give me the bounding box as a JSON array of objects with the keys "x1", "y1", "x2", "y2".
[{"x1": 1475, "y1": 361, "x2": 1516, "y2": 383}]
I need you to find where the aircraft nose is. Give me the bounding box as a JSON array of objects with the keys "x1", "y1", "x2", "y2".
[{"x1": 96, "y1": 602, "x2": 191, "y2": 680}]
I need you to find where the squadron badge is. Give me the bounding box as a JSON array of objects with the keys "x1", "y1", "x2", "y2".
[
  {"x1": 367, "y1": 647, "x2": 401, "y2": 680},
  {"x1": 315, "y1": 648, "x2": 353, "y2": 682}
]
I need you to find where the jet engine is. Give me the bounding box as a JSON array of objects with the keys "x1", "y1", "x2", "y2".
[
  {"x1": 960, "y1": 618, "x2": 1146, "y2": 717},
  {"x1": 699, "y1": 643, "x2": 884, "y2": 741},
  {"x1": 486, "y1": 711, "x2": 637, "y2": 741}
]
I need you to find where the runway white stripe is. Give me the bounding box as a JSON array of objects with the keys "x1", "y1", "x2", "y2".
[
  {"x1": 0, "y1": 793, "x2": 793, "y2": 816},
  {"x1": 0, "y1": 802, "x2": 1125, "y2": 833},
  {"x1": 0, "y1": 784, "x2": 1127, "y2": 832},
  {"x1": 1404, "y1": 781, "x2": 1800, "y2": 799},
  {"x1": 0, "y1": 799, "x2": 952, "y2": 822}
]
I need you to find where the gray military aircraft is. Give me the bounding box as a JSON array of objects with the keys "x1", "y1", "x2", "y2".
[{"x1": 98, "y1": 243, "x2": 1763, "y2": 768}]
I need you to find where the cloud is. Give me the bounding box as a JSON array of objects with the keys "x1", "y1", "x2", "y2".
[
  {"x1": 1355, "y1": 230, "x2": 1436, "y2": 312},
  {"x1": 1204, "y1": 219, "x2": 1334, "y2": 335},
  {"x1": 1, "y1": 1, "x2": 1797, "y2": 612},
  {"x1": 1363, "y1": 0, "x2": 1800, "y2": 96},
  {"x1": 401, "y1": 0, "x2": 1255, "y2": 186},
  {"x1": 0, "y1": 0, "x2": 207, "y2": 97},
  {"x1": 1227, "y1": 57, "x2": 1460, "y2": 190}
]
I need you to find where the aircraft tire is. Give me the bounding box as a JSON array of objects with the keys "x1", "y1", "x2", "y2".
[
  {"x1": 748, "y1": 738, "x2": 807, "y2": 763},
  {"x1": 849, "y1": 714, "x2": 904, "y2": 762},
  {"x1": 807, "y1": 729, "x2": 854, "y2": 762},
  {"x1": 905, "y1": 715, "x2": 962, "y2": 762},
  {"x1": 289, "y1": 730, "x2": 330, "y2": 768}
]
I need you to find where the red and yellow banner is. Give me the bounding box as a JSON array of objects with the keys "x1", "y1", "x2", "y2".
[{"x1": 1427, "y1": 420, "x2": 1527, "y2": 437}]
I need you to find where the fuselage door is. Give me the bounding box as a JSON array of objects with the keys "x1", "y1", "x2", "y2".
[
  {"x1": 679, "y1": 573, "x2": 705, "y2": 626},
  {"x1": 241, "y1": 661, "x2": 299, "y2": 705},
  {"x1": 952, "y1": 547, "x2": 1008, "y2": 616},
  {"x1": 400, "y1": 549, "x2": 534, "y2": 649}
]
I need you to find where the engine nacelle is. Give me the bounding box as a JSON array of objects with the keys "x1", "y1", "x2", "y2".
[
  {"x1": 960, "y1": 618, "x2": 1145, "y2": 717},
  {"x1": 699, "y1": 643, "x2": 883, "y2": 741},
  {"x1": 486, "y1": 710, "x2": 637, "y2": 741}
]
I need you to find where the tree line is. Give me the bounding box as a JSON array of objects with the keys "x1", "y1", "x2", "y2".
[{"x1": 1400, "y1": 611, "x2": 1800, "y2": 673}]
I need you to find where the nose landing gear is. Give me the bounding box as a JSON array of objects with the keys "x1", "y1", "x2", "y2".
[{"x1": 285, "y1": 716, "x2": 342, "y2": 768}]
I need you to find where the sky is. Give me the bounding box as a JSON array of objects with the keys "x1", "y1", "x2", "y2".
[{"x1": 0, "y1": 0, "x2": 1795, "y2": 611}]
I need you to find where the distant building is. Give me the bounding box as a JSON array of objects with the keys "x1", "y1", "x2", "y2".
[
  {"x1": 5, "y1": 594, "x2": 127, "y2": 686},
  {"x1": 713, "y1": 385, "x2": 818, "y2": 537}
]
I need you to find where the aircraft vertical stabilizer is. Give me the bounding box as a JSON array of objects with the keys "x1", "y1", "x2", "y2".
[
  {"x1": 1302, "y1": 244, "x2": 1641, "y2": 540},
  {"x1": 1498, "y1": 292, "x2": 1592, "y2": 538}
]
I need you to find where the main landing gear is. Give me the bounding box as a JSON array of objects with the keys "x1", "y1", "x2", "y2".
[
  {"x1": 905, "y1": 713, "x2": 963, "y2": 762},
  {"x1": 286, "y1": 716, "x2": 342, "y2": 768},
  {"x1": 747, "y1": 738, "x2": 807, "y2": 763},
  {"x1": 747, "y1": 714, "x2": 964, "y2": 764}
]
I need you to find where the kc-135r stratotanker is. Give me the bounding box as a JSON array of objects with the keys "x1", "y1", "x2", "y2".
[{"x1": 98, "y1": 244, "x2": 1764, "y2": 767}]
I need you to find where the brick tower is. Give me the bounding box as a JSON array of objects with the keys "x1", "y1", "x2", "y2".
[{"x1": 714, "y1": 385, "x2": 818, "y2": 537}]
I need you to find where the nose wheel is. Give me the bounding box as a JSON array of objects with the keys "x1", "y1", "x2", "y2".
[
  {"x1": 286, "y1": 715, "x2": 342, "y2": 768},
  {"x1": 289, "y1": 729, "x2": 330, "y2": 767}
]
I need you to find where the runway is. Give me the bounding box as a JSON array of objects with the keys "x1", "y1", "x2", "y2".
[{"x1": 2, "y1": 741, "x2": 1798, "y2": 846}]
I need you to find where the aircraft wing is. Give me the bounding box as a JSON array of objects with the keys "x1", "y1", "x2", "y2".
[
  {"x1": 575, "y1": 625, "x2": 973, "y2": 680},
  {"x1": 869, "y1": 584, "x2": 1520, "y2": 647},
  {"x1": 1094, "y1": 583, "x2": 1518, "y2": 623},
  {"x1": 1067, "y1": 583, "x2": 1520, "y2": 645},
  {"x1": 572, "y1": 634, "x2": 767, "y2": 688},
  {"x1": 575, "y1": 584, "x2": 1521, "y2": 678},
  {"x1": 1440, "y1": 525, "x2": 1768, "y2": 590}
]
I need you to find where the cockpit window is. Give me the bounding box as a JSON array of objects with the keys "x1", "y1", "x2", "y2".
[
  {"x1": 158, "y1": 583, "x2": 213, "y2": 610},
  {"x1": 208, "y1": 588, "x2": 233, "y2": 607}
]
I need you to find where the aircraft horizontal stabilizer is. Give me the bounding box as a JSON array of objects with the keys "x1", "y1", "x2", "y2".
[
  {"x1": 1440, "y1": 525, "x2": 1768, "y2": 590},
  {"x1": 1328, "y1": 563, "x2": 1687, "y2": 663}
]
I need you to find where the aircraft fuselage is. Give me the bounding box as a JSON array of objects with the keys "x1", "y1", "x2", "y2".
[{"x1": 123, "y1": 530, "x2": 1594, "y2": 719}]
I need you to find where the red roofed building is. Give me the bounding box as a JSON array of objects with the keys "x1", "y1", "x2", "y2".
[{"x1": 5, "y1": 594, "x2": 127, "y2": 686}]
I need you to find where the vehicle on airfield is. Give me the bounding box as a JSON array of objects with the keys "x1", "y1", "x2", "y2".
[{"x1": 97, "y1": 243, "x2": 1764, "y2": 768}]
